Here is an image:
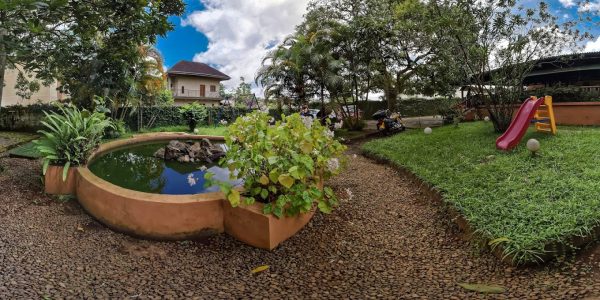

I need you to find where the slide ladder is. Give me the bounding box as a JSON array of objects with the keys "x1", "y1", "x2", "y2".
[
  {"x1": 533, "y1": 96, "x2": 557, "y2": 135},
  {"x1": 495, "y1": 95, "x2": 557, "y2": 150}
]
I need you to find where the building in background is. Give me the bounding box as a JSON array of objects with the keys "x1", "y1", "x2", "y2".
[
  {"x1": 167, "y1": 61, "x2": 230, "y2": 106},
  {"x1": 1, "y1": 67, "x2": 63, "y2": 107}
]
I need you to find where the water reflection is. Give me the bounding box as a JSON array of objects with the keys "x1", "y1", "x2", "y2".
[{"x1": 89, "y1": 142, "x2": 241, "y2": 195}]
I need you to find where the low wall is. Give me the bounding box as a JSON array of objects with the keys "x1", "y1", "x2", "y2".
[
  {"x1": 465, "y1": 102, "x2": 600, "y2": 126},
  {"x1": 553, "y1": 102, "x2": 600, "y2": 125}
]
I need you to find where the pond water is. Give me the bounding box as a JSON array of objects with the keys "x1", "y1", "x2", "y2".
[{"x1": 88, "y1": 142, "x2": 241, "y2": 195}]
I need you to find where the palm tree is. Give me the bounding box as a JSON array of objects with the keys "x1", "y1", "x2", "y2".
[
  {"x1": 255, "y1": 33, "x2": 314, "y2": 107},
  {"x1": 305, "y1": 28, "x2": 344, "y2": 112}
]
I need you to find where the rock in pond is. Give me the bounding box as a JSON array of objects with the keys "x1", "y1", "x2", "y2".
[{"x1": 154, "y1": 139, "x2": 225, "y2": 164}]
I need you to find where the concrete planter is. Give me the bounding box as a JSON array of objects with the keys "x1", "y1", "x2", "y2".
[
  {"x1": 223, "y1": 201, "x2": 316, "y2": 250},
  {"x1": 44, "y1": 165, "x2": 77, "y2": 195},
  {"x1": 76, "y1": 167, "x2": 225, "y2": 240},
  {"x1": 69, "y1": 132, "x2": 318, "y2": 249}
]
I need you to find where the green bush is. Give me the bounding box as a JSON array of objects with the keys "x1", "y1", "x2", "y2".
[
  {"x1": 207, "y1": 112, "x2": 347, "y2": 217},
  {"x1": 356, "y1": 98, "x2": 461, "y2": 119},
  {"x1": 179, "y1": 103, "x2": 208, "y2": 132},
  {"x1": 34, "y1": 104, "x2": 113, "y2": 180},
  {"x1": 342, "y1": 117, "x2": 365, "y2": 131},
  {"x1": 103, "y1": 119, "x2": 128, "y2": 139},
  {"x1": 524, "y1": 85, "x2": 600, "y2": 102}
]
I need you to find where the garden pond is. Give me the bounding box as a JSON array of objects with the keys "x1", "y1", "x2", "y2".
[{"x1": 88, "y1": 142, "x2": 240, "y2": 195}]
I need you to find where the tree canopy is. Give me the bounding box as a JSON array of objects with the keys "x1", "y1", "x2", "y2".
[
  {"x1": 256, "y1": 0, "x2": 591, "y2": 132},
  {"x1": 0, "y1": 0, "x2": 185, "y2": 108}
]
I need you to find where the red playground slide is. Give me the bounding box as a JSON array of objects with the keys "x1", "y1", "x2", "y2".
[{"x1": 495, "y1": 97, "x2": 544, "y2": 150}]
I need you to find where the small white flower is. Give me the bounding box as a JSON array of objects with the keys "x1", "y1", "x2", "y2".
[
  {"x1": 219, "y1": 119, "x2": 228, "y2": 125},
  {"x1": 326, "y1": 158, "x2": 340, "y2": 172},
  {"x1": 301, "y1": 116, "x2": 313, "y2": 129},
  {"x1": 333, "y1": 121, "x2": 343, "y2": 129},
  {"x1": 324, "y1": 129, "x2": 334, "y2": 139},
  {"x1": 198, "y1": 165, "x2": 208, "y2": 171},
  {"x1": 193, "y1": 128, "x2": 199, "y2": 134}
]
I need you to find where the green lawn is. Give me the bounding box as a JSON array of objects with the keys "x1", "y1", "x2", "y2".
[
  {"x1": 334, "y1": 128, "x2": 370, "y2": 140},
  {"x1": 9, "y1": 126, "x2": 229, "y2": 159},
  {"x1": 362, "y1": 122, "x2": 600, "y2": 264},
  {"x1": 137, "y1": 125, "x2": 228, "y2": 136}
]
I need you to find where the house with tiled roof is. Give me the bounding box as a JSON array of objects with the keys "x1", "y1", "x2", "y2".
[{"x1": 167, "y1": 61, "x2": 231, "y2": 106}]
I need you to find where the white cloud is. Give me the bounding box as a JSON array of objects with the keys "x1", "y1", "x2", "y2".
[
  {"x1": 182, "y1": 0, "x2": 310, "y2": 95},
  {"x1": 579, "y1": 1, "x2": 600, "y2": 12},
  {"x1": 584, "y1": 37, "x2": 600, "y2": 52},
  {"x1": 559, "y1": 0, "x2": 576, "y2": 8}
]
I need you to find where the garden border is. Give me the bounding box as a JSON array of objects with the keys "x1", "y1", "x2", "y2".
[
  {"x1": 72, "y1": 132, "x2": 315, "y2": 249},
  {"x1": 361, "y1": 149, "x2": 600, "y2": 266}
]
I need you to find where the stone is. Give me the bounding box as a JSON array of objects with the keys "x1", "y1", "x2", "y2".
[
  {"x1": 154, "y1": 148, "x2": 165, "y2": 159},
  {"x1": 154, "y1": 140, "x2": 225, "y2": 163}
]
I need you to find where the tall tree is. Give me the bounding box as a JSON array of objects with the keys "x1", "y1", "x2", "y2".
[
  {"x1": 256, "y1": 34, "x2": 315, "y2": 106},
  {"x1": 0, "y1": 0, "x2": 184, "y2": 109},
  {"x1": 359, "y1": 0, "x2": 450, "y2": 110},
  {"x1": 432, "y1": 0, "x2": 588, "y2": 132}
]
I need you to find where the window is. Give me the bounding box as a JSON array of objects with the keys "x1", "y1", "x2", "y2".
[
  {"x1": 210, "y1": 85, "x2": 216, "y2": 92},
  {"x1": 181, "y1": 86, "x2": 185, "y2": 94}
]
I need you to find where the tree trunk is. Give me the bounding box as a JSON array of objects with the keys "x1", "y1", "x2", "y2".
[
  {"x1": 320, "y1": 84, "x2": 325, "y2": 112},
  {"x1": 487, "y1": 107, "x2": 512, "y2": 133},
  {"x1": 387, "y1": 86, "x2": 398, "y2": 111},
  {"x1": 0, "y1": 27, "x2": 6, "y2": 112}
]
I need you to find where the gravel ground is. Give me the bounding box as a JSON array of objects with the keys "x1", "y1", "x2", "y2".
[{"x1": 1, "y1": 148, "x2": 599, "y2": 299}]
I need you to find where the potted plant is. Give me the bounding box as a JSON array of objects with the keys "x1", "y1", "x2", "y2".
[
  {"x1": 34, "y1": 104, "x2": 113, "y2": 195},
  {"x1": 179, "y1": 102, "x2": 208, "y2": 132},
  {"x1": 207, "y1": 111, "x2": 346, "y2": 249}
]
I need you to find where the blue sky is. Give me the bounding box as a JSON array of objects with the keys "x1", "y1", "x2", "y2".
[
  {"x1": 155, "y1": 0, "x2": 600, "y2": 91},
  {"x1": 156, "y1": 1, "x2": 208, "y2": 68}
]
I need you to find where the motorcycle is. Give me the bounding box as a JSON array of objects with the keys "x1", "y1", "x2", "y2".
[{"x1": 372, "y1": 109, "x2": 406, "y2": 135}]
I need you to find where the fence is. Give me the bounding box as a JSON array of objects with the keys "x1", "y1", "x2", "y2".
[{"x1": 0, "y1": 104, "x2": 253, "y2": 132}]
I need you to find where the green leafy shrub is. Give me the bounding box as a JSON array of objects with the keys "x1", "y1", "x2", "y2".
[
  {"x1": 179, "y1": 103, "x2": 208, "y2": 132},
  {"x1": 524, "y1": 85, "x2": 600, "y2": 102},
  {"x1": 104, "y1": 119, "x2": 128, "y2": 139},
  {"x1": 34, "y1": 104, "x2": 113, "y2": 180},
  {"x1": 207, "y1": 112, "x2": 346, "y2": 217},
  {"x1": 342, "y1": 118, "x2": 365, "y2": 131}
]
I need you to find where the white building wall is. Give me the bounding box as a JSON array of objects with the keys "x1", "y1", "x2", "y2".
[
  {"x1": 2, "y1": 67, "x2": 61, "y2": 107},
  {"x1": 168, "y1": 75, "x2": 221, "y2": 99}
]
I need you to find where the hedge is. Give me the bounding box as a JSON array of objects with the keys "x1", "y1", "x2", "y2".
[
  {"x1": 358, "y1": 98, "x2": 459, "y2": 119},
  {"x1": 523, "y1": 85, "x2": 600, "y2": 102},
  {"x1": 0, "y1": 104, "x2": 253, "y2": 132}
]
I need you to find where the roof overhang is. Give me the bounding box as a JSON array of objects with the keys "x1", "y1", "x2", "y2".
[{"x1": 167, "y1": 71, "x2": 230, "y2": 80}]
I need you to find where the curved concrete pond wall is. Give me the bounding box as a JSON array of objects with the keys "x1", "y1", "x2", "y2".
[{"x1": 73, "y1": 132, "x2": 315, "y2": 249}]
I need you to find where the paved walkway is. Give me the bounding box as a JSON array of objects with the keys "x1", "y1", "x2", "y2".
[{"x1": 0, "y1": 145, "x2": 598, "y2": 299}]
